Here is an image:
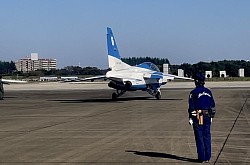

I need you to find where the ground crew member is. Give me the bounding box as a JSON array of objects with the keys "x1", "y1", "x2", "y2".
[
  {"x1": 0, "y1": 75, "x2": 4, "y2": 100},
  {"x1": 188, "y1": 73, "x2": 216, "y2": 163}
]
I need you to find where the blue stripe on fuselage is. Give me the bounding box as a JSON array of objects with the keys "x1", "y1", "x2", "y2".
[
  {"x1": 150, "y1": 72, "x2": 163, "y2": 79},
  {"x1": 129, "y1": 84, "x2": 147, "y2": 91}
]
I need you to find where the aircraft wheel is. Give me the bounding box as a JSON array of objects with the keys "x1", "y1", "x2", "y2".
[
  {"x1": 155, "y1": 91, "x2": 161, "y2": 100},
  {"x1": 112, "y1": 93, "x2": 117, "y2": 100}
]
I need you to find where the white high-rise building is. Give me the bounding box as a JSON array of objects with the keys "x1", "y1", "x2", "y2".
[
  {"x1": 239, "y1": 68, "x2": 244, "y2": 77},
  {"x1": 15, "y1": 53, "x2": 57, "y2": 72},
  {"x1": 163, "y1": 64, "x2": 169, "y2": 74},
  {"x1": 178, "y1": 69, "x2": 184, "y2": 77}
]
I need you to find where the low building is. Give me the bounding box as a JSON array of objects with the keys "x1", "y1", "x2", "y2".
[
  {"x1": 40, "y1": 77, "x2": 58, "y2": 81},
  {"x1": 60, "y1": 76, "x2": 78, "y2": 81},
  {"x1": 205, "y1": 71, "x2": 212, "y2": 78},
  {"x1": 220, "y1": 71, "x2": 227, "y2": 78}
]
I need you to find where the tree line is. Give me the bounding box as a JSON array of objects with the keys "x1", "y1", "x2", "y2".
[
  {"x1": 171, "y1": 60, "x2": 250, "y2": 77},
  {"x1": 21, "y1": 66, "x2": 107, "y2": 78},
  {"x1": 122, "y1": 58, "x2": 250, "y2": 77},
  {"x1": 1, "y1": 58, "x2": 250, "y2": 77},
  {"x1": 0, "y1": 61, "x2": 106, "y2": 77},
  {"x1": 0, "y1": 61, "x2": 16, "y2": 75}
]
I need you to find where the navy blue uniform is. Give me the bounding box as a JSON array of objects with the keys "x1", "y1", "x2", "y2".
[
  {"x1": 188, "y1": 85, "x2": 215, "y2": 162},
  {"x1": 0, "y1": 79, "x2": 4, "y2": 100}
]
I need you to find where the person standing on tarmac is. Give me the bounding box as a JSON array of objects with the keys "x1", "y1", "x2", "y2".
[
  {"x1": 0, "y1": 75, "x2": 4, "y2": 100},
  {"x1": 188, "y1": 73, "x2": 216, "y2": 163}
]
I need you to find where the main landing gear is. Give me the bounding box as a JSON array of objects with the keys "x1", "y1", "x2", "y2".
[{"x1": 112, "y1": 90, "x2": 126, "y2": 100}]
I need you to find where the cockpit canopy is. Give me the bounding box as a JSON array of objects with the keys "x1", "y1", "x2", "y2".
[{"x1": 136, "y1": 62, "x2": 160, "y2": 72}]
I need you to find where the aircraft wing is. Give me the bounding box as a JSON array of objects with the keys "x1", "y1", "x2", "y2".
[
  {"x1": 2, "y1": 79, "x2": 27, "y2": 84},
  {"x1": 144, "y1": 72, "x2": 193, "y2": 80},
  {"x1": 63, "y1": 75, "x2": 107, "y2": 82},
  {"x1": 163, "y1": 74, "x2": 194, "y2": 80},
  {"x1": 79, "y1": 75, "x2": 107, "y2": 81}
]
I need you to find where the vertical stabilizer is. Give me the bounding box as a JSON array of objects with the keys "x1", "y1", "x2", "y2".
[{"x1": 107, "y1": 27, "x2": 130, "y2": 70}]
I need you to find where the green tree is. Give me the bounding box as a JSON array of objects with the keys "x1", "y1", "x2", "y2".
[{"x1": 0, "y1": 61, "x2": 17, "y2": 75}]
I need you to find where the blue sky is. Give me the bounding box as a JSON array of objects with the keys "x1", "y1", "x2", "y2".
[{"x1": 0, "y1": 0, "x2": 250, "y2": 69}]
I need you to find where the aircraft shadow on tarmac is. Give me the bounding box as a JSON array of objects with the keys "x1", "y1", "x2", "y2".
[
  {"x1": 126, "y1": 150, "x2": 198, "y2": 163},
  {"x1": 49, "y1": 97, "x2": 182, "y2": 103},
  {"x1": 3, "y1": 96, "x2": 17, "y2": 99}
]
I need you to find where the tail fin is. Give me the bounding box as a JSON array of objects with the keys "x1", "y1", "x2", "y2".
[{"x1": 107, "y1": 27, "x2": 130, "y2": 70}]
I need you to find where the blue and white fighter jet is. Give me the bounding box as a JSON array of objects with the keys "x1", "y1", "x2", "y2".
[{"x1": 82, "y1": 27, "x2": 192, "y2": 100}]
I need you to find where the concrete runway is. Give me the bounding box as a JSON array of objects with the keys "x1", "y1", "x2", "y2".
[{"x1": 1, "y1": 82, "x2": 250, "y2": 164}]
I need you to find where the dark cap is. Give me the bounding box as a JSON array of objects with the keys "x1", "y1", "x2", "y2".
[{"x1": 194, "y1": 73, "x2": 205, "y2": 82}]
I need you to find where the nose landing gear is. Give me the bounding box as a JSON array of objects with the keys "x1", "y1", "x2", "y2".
[
  {"x1": 155, "y1": 90, "x2": 161, "y2": 100},
  {"x1": 112, "y1": 90, "x2": 126, "y2": 100},
  {"x1": 146, "y1": 84, "x2": 161, "y2": 99}
]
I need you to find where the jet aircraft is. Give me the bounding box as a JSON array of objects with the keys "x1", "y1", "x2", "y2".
[{"x1": 76, "y1": 27, "x2": 192, "y2": 100}]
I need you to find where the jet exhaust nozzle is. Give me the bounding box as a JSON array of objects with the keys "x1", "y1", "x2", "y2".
[
  {"x1": 108, "y1": 81, "x2": 126, "y2": 90},
  {"x1": 124, "y1": 81, "x2": 132, "y2": 88},
  {"x1": 108, "y1": 81, "x2": 133, "y2": 90}
]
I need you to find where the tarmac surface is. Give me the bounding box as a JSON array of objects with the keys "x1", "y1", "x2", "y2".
[{"x1": 1, "y1": 82, "x2": 250, "y2": 164}]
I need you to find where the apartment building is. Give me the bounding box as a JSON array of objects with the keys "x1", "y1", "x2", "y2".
[{"x1": 15, "y1": 53, "x2": 57, "y2": 72}]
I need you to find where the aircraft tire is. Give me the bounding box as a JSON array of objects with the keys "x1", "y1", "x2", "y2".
[
  {"x1": 155, "y1": 91, "x2": 161, "y2": 100},
  {"x1": 112, "y1": 93, "x2": 117, "y2": 100}
]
